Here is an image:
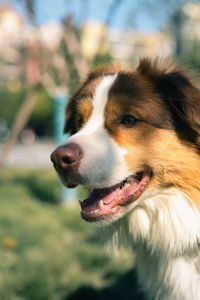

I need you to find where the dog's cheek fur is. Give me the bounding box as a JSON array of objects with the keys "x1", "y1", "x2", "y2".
[{"x1": 107, "y1": 122, "x2": 200, "y2": 204}]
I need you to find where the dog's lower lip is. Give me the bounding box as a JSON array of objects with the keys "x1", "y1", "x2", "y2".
[{"x1": 80, "y1": 171, "x2": 151, "y2": 221}]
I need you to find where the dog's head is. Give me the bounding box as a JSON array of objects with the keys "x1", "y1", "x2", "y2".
[{"x1": 51, "y1": 58, "x2": 200, "y2": 224}]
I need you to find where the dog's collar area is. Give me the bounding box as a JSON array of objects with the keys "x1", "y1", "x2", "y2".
[{"x1": 80, "y1": 171, "x2": 151, "y2": 221}]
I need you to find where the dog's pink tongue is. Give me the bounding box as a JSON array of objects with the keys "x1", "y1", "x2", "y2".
[
  {"x1": 80, "y1": 172, "x2": 151, "y2": 219},
  {"x1": 81, "y1": 185, "x2": 120, "y2": 212}
]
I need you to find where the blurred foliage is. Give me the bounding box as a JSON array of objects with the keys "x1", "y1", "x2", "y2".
[
  {"x1": 0, "y1": 84, "x2": 27, "y2": 125},
  {"x1": 0, "y1": 50, "x2": 114, "y2": 138},
  {"x1": 0, "y1": 84, "x2": 53, "y2": 137},
  {"x1": 92, "y1": 53, "x2": 113, "y2": 69},
  {"x1": 0, "y1": 169, "x2": 60, "y2": 204},
  {"x1": 5, "y1": 0, "x2": 200, "y2": 141},
  {"x1": 0, "y1": 168, "x2": 136, "y2": 300},
  {"x1": 61, "y1": 39, "x2": 80, "y2": 94},
  {"x1": 27, "y1": 86, "x2": 53, "y2": 137},
  {"x1": 17, "y1": 0, "x2": 36, "y2": 24},
  {"x1": 31, "y1": 88, "x2": 52, "y2": 120},
  {"x1": 183, "y1": 40, "x2": 200, "y2": 76}
]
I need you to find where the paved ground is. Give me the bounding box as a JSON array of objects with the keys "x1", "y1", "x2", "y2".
[{"x1": 0, "y1": 140, "x2": 55, "y2": 169}]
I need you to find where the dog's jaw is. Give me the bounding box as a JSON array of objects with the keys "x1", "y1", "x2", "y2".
[{"x1": 80, "y1": 171, "x2": 151, "y2": 223}]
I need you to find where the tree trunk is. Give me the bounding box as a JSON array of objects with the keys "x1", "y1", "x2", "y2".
[
  {"x1": 63, "y1": 18, "x2": 90, "y2": 80},
  {"x1": 0, "y1": 91, "x2": 38, "y2": 168}
]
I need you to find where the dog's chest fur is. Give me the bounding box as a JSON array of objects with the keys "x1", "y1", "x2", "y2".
[
  {"x1": 136, "y1": 248, "x2": 200, "y2": 300},
  {"x1": 107, "y1": 188, "x2": 200, "y2": 300}
]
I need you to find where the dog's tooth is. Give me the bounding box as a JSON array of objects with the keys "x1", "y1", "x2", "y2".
[
  {"x1": 122, "y1": 183, "x2": 130, "y2": 190},
  {"x1": 82, "y1": 209, "x2": 100, "y2": 215},
  {"x1": 99, "y1": 200, "x2": 104, "y2": 209},
  {"x1": 90, "y1": 209, "x2": 99, "y2": 214}
]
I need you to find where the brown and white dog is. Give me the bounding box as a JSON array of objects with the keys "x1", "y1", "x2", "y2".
[{"x1": 51, "y1": 58, "x2": 200, "y2": 300}]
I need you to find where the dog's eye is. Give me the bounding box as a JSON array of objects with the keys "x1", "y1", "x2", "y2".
[{"x1": 121, "y1": 115, "x2": 138, "y2": 127}]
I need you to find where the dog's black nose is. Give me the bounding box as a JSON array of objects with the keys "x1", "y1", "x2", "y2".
[{"x1": 51, "y1": 143, "x2": 83, "y2": 170}]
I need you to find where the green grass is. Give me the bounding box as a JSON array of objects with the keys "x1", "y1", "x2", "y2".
[{"x1": 0, "y1": 169, "x2": 134, "y2": 300}]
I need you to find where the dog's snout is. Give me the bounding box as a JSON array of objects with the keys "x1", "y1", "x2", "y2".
[{"x1": 51, "y1": 143, "x2": 82, "y2": 170}]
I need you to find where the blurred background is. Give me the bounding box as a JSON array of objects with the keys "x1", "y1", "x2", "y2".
[{"x1": 0, "y1": 0, "x2": 200, "y2": 299}]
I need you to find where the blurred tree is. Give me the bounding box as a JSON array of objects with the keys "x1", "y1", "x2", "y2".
[
  {"x1": 92, "y1": 53, "x2": 113, "y2": 69},
  {"x1": 92, "y1": 0, "x2": 123, "y2": 64},
  {"x1": 28, "y1": 87, "x2": 53, "y2": 136},
  {"x1": 126, "y1": 0, "x2": 190, "y2": 29},
  {"x1": 0, "y1": 85, "x2": 52, "y2": 137},
  {"x1": 179, "y1": 39, "x2": 200, "y2": 78},
  {"x1": 0, "y1": 0, "x2": 125, "y2": 167},
  {"x1": 187, "y1": 40, "x2": 200, "y2": 72},
  {"x1": 0, "y1": 89, "x2": 39, "y2": 166},
  {"x1": 0, "y1": 86, "x2": 27, "y2": 125},
  {"x1": 171, "y1": 9, "x2": 186, "y2": 57}
]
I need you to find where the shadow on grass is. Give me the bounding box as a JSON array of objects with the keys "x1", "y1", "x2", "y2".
[
  {"x1": 65, "y1": 269, "x2": 146, "y2": 300},
  {"x1": 1, "y1": 169, "x2": 87, "y2": 205},
  {"x1": 0, "y1": 171, "x2": 60, "y2": 204}
]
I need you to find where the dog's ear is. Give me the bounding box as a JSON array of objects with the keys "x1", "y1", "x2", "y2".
[
  {"x1": 64, "y1": 97, "x2": 77, "y2": 135},
  {"x1": 138, "y1": 58, "x2": 200, "y2": 145},
  {"x1": 158, "y1": 69, "x2": 200, "y2": 136}
]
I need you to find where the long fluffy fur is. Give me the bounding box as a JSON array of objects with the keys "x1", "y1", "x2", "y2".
[
  {"x1": 101, "y1": 188, "x2": 200, "y2": 300},
  {"x1": 53, "y1": 58, "x2": 200, "y2": 300}
]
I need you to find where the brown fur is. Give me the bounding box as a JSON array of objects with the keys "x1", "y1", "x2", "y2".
[
  {"x1": 64, "y1": 67, "x2": 119, "y2": 134},
  {"x1": 64, "y1": 58, "x2": 200, "y2": 205}
]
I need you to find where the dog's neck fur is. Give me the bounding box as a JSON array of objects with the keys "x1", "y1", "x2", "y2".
[{"x1": 104, "y1": 188, "x2": 200, "y2": 300}]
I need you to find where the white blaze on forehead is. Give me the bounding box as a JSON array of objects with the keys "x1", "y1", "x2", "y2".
[
  {"x1": 66, "y1": 73, "x2": 131, "y2": 188},
  {"x1": 77, "y1": 74, "x2": 118, "y2": 136}
]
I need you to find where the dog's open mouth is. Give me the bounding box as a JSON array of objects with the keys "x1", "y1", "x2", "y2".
[{"x1": 80, "y1": 171, "x2": 151, "y2": 221}]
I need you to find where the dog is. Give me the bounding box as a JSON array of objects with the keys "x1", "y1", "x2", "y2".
[{"x1": 51, "y1": 58, "x2": 200, "y2": 300}]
